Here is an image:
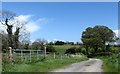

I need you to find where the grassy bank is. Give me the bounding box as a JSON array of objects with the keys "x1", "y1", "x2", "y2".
[
  {"x1": 3, "y1": 55, "x2": 88, "y2": 72},
  {"x1": 97, "y1": 54, "x2": 119, "y2": 72}
]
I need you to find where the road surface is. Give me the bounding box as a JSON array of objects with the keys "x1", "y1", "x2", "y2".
[{"x1": 53, "y1": 58, "x2": 103, "y2": 72}]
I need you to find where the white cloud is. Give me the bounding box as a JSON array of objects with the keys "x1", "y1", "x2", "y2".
[
  {"x1": 0, "y1": 25, "x2": 7, "y2": 33},
  {"x1": 25, "y1": 22, "x2": 40, "y2": 33},
  {"x1": 14, "y1": 15, "x2": 40, "y2": 33},
  {"x1": 14, "y1": 15, "x2": 33, "y2": 22},
  {"x1": 0, "y1": 15, "x2": 49, "y2": 34},
  {"x1": 47, "y1": 40, "x2": 51, "y2": 43},
  {"x1": 113, "y1": 30, "x2": 120, "y2": 38}
]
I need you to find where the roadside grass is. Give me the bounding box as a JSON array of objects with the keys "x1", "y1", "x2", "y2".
[
  {"x1": 96, "y1": 54, "x2": 119, "y2": 72},
  {"x1": 3, "y1": 45, "x2": 85, "y2": 72},
  {"x1": 3, "y1": 55, "x2": 88, "y2": 72},
  {"x1": 0, "y1": 64, "x2": 1, "y2": 73}
]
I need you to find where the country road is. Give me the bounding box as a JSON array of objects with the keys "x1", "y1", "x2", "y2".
[{"x1": 53, "y1": 58, "x2": 103, "y2": 72}]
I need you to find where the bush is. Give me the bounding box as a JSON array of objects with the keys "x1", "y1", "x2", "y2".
[
  {"x1": 46, "y1": 45, "x2": 56, "y2": 52},
  {"x1": 81, "y1": 48, "x2": 86, "y2": 55},
  {"x1": 110, "y1": 47, "x2": 119, "y2": 53},
  {"x1": 65, "y1": 47, "x2": 76, "y2": 54},
  {"x1": 97, "y1": 47, "x2": 103, "y2": 52},
  {"x1": 76, "y1": 47, "x2": 82, "y2": 52},
  {"x1": 94, "y1": 52, "x2": 113, "y2": 56}
]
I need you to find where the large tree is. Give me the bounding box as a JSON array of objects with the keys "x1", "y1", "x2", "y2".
[
  {"x1": 81, "y1": 25, "x2": 115, "y2": 54},
  {"x1": 0, "y1": 10, "x2": 28, "y2": 49},
  {"x1": 0, "y1": 10, "x2": 16, "y2": 48},
  {"x1": 32, "y1": 38, "x2": 47, "y2": 50},
  {"x1": 94, "y1": 26, "x2": 115, "y2": 45}
]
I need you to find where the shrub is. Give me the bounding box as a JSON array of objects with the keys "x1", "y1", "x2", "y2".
[
  {"x1": 46, "y1": 45, "x2": 56, "y2": 52},
  {"x1": 81, "y1": 48, "x2": 86, "y2": 55},
  {"x1": 94, "y1": 52, "x2": 113, "y2": 56},
  {"x1": 97, "y1": 47, "x2": 103, "y2": 52},
  {"x1": 65, "y1": 47, "x2": 76, "y2": 54},
  {"x1": 110, "y1": 47, "x2": 119, "y2": 53},
  {"x1": 76, "y1": 47, "x2": 82, "y2": 53}
]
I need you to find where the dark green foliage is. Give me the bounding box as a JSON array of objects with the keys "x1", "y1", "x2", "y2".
[
  {"x1": 65, "y1": 46, "x2": 87, "y2": 55},
  {"x1": 94, "y1": 52, "x2": 113, "y2": 56},
  {"x1": 81, "y1": 48, "x2": 86, "y2": 55},
  {"x1": 76, "y1": 47, "x2": 82, "y2": 52},
  {"x1": 55, "y1": 41, "x2": 65, "y2": 45},
  {"x1": 100, "y1": 54, "x2": 119, "y2": 72},
  {"x1": 48, "y1": 42, "x2": 54, "y2": 45},
  {"x1": 46, "y1": 45, "x2": 56, "y2": 52},
  {"x1": 65, "y1": 47, "x2": 76, "y2": 54},
  {"x1": 105, "y1": 44, "x2": 111, "y2": 52},
  {"x1": 32, "y1": 42, "x2": 41, "y2": 50},
  {"x1": 24, "y1": 44, "x2": 29, "y2": 49},
  {"x1": 81, "y1": 25, "x2": 116, "y2": 55}
]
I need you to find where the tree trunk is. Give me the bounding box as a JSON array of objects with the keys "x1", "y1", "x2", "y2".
[
  {"x1": 14, "y1": 27, "x2": 20, "y2": 49},
  {"x1": 85, "y1": 45, "x2": 88, "y2": 55},
  {"x1": 5, "y1": 19, "x2": 13, "y2": 48}
]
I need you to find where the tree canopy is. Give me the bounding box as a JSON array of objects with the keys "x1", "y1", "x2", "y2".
[{"x1": 81, "y1": 25, "x2": 115, "y2": 54}]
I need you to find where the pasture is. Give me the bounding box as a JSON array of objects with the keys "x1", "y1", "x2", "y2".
[
  {"x1": 53, "y1": 45, "x2": 80, "y2": 53},
  {"x1": 2, "y1": 53, "x2": 88, "y2": 72},
  {"x1": 2, "y1": 45, "x2": 88, "y2": 72}
]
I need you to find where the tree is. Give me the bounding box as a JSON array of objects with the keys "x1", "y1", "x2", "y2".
[
  {"x1": 46, "y1": 45, "x2": 56, "y2": 52},
  {"x1": 94, "y1": 26, "x2": 115, "y2": 45},
  {"x1": 32, "y1": 38, "x2": 47, "y2": 50},
  {"x1": 35, "y1": 38, "x2": 48, "y2": 45},
  {"x1": 65, "y1": 47, "x2": 76, "y2": 54},
  {"x1": 81, "y1": 25, "x2": 115, "y2": 54},
  {"x1": 0, "y1": 10, "x2": 28, "y2": 49},
  {"x1": 0, "y1": 31, "x2": 9, "y2": 52},
  {"x1": 48, "y1": 42, "x2": 54, "y2": 45},
  {"x1": 0, "y1": 10, "x2": 16, "y2": 48},
  {"x1": 55, "y1": 41, "x2": 65, "y2": 45},
  {"x1": 19, "y1": 30, "x2": 30, "y2": 49}
]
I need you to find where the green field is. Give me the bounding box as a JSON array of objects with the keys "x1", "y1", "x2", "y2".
[
  {"x1": 3, "y1": 55, "x2": 88, "y2": 72},
  {"x1": 53, "y1": 45, "x2": 80, "y2": 53},
  {"x1": 2, "y1": 45, "x2": 119, "y2": 72},
  {"x1": 3, "y1": 45, "x2": 87, "y2": 72}
]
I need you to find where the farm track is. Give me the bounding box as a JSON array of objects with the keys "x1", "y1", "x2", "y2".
[{"x1": 53, "y1": 58, "x2": 103, "y2": 72}]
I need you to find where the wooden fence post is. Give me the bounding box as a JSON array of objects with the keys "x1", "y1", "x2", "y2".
[
  {"x1": 53, "y1": 52, "x2": 55, "y2": 59},
  {"x1": 21, "y1": 50, "x2": 23, "y2": 62},
  {"x1": 37, "y1": 50, "x2": 39, "y2": 60},
  {"x1": 44, "y1": 46, "x2": 46, "y2": 59},
  {"x1": 30, "y1": 50, "x2": 31, "y2": 62},
  {"x1": 9, "y1": 47, "x2": 13, "y2": 62}
]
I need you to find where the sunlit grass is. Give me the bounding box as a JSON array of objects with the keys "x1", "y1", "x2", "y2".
[{"x1": 3, "y1": 55, "x2": 88, "y2": 72}]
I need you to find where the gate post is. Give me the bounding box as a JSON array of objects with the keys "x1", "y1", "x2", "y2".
[
  {"x1": 9, "y1": 47, "x2": 13, "y2": 62},
  {"x1": 30, "y1": 50, "x2": 31, "y2": 62},
  {"x1": 43, "y1": 43, "x2": 46, "y2": 59}
]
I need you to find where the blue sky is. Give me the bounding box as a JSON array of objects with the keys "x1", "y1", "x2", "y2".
[{"x1": 2, "y1": 2, "x2": 118, "y2": 43}]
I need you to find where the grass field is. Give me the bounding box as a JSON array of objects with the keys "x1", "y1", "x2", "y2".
[
  {"x1": 53, "y1": 45, "x2": 80, "y2": 53},
  {"x1": 3, "y1": 55, "x2": 88, "y2": 72},
  {"x1": 3, "y1": 45, "x2": 86, "y2": 72},
  {"x1": 3, "y1": 45, "x2": 119, "y2": 72}
]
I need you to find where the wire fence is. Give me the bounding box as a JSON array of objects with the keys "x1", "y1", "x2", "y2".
[{"x1": 2, "y1": 49, "x2": 72, "y2": 64}]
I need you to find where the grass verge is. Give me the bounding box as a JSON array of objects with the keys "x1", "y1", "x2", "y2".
[
  {"x1": 96, "y1": 54, "x2": 119, "y2": 72},
  {"x1": 3, "y1": 55, "x2": 88, "y2": 72}
]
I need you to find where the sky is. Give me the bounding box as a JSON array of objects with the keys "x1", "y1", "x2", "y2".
[{"x1": 1, "y1": 2, "x2": 119, "y2": 43}]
